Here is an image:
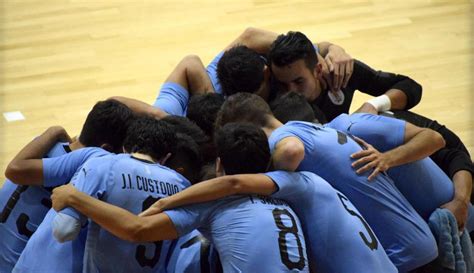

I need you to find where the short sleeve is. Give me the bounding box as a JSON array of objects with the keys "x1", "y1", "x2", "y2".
[
  {"x1": 42, "y1": 148, "x2": 110, "y2": 187},
  {"x1": 265, "y1": 171, "x2": 310, "y2": 199},
  {"x1": 349, "y1": 113, "x2": 406, "y2": 152},
  {"x1": 164, "y1": 202, "x2": 212, "y2": 237},
  {"x1": 206, "y1": 52, "x2": 224, "y2": 95},
  {"x1": 152, "y1": 82, "x2": 190, "y2": 116}
]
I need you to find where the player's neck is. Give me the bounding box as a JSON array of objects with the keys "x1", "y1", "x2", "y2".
[
  {"x1": 131, "y1": 153, "x2": 156, "y2": 163},
  {"x1": 262, "y1": 116, "x2": 282, "y2": 137},
  {"x1": 69, "y1": 140, "x2": 85, "y2": 151}
]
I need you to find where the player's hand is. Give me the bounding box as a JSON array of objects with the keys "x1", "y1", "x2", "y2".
[
  {"x1": 47, "y1": 126, "x2": 72, "y2": 143},
  {"x1": 350, "y1": 136, "x2": 392, "y2": 181},
  {"x1": 323, "y1": 45, "x2": 354, "y2": 92},
  {"x1": 51, "y1": 184, "x2": 78, "y2": 211},
  {"x1": 441, "y1": 198, "x2": 469, "y2": 232},
  {"x1": 353, "y1": 102, "x2": 378, "y2": 115},
  {"x1": 139, "y1": 199, "x2": 166, "y2": 217}
]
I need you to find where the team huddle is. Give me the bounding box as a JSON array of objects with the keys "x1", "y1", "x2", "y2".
[{"x1": 1, "y1": 27, "x2": 473, "y2": 273}]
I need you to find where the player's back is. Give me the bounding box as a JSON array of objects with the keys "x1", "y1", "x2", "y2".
[
  {"x1": 0, "y1": 142, "x2": 70, "y2": 273},
  {"x1": 328, "y1": 113, "x2": 470, "y2": 222},
  {"x1": 165, "y1": 195, "x2": 309, "y2": 273},
  {"x1": 12, "y1": 147, "x2": 111, "y2": 273},
  {"x1": 269, "y1": 121, "x2": 437, "y2": 272},
  {"x1": 82, "y1": 154, "x2": 192, "y2": 273},
  {"x1": 266, "y1": 170, "x2": 397, "y2": 273}
]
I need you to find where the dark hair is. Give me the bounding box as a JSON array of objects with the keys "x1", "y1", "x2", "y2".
[
  {"x1": 270, "y1": 92, "x2": 316, "y2": 123},
  {"x1": 166, "y1": 133, "x2": 202, "y2": 184},
  {"x1": 269, "y1": 31, "x2": 318, "y2": 70},
  {"x1": 79, "y1": 99, "x2": 134, "y2": 153},
  {"x1": 123, "y1": 117, "x2": 177, "y2": 161},
  {"x1": 215, "y1": 123, "x2": 270, "y2": 175},
  {"x1": 161, "y1": 115, "x2": 215, "y2": 164},
  {"x1": 187, "y1": 93, "x2": 225, "y2": 138},
  {"x1": 217, "y1": 45, "x2": 265, "y2": 96},
  {"x1": 215, "y1": 93, "x2": 272, "y2": 129}
]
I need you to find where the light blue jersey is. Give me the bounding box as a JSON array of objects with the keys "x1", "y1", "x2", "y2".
[
  {"x1": 58, "y1": 154, "x2": 192, "y2": 273},
  {"x1": 165, "y1": 195, "x2": 309, "y2": 273},
  {"x1": 268, "y1": 121, "x2": 437, "y2": 272},
  {"x1": 166, "y1": 230, "x2": 222, "y2": 273},
  {"x1": 265, "y1": 170, "x2": 397, "y2": 273},
  {"x1": 0, "y1": 142, "x2": 69, "y2": 273},
  {"x1": 206, "y1": 52, "x2": 224, "y2": 94},
  {"x1": 327, "y1": 113, "x2": 474, "y2": 229},
  {"x1": 13, "y1": 147, "x2": 111, "y2": 273},
  {"x1": 152, "y1": 82, "x2": 189, "y2": 116}
]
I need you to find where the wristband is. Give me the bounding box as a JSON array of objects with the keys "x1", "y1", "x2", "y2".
[{"x1": 366, "y1": 95, "x2": 391, "y2": 112}]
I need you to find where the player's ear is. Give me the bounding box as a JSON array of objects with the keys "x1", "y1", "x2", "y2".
[
  {"x1": 175, "y1": 167, "x2": 185, "y2": 175},
  {"x1": 215, "y1": 157, "x2": 225, "y2": 177},
  {"x1": 159, "y1": 153, "x2": 172, "y2": 166},
  {"x1": 100, "y1": 143, "x2": 114, "y2": 153}
]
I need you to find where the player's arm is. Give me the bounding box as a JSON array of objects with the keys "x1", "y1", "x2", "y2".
[
  {"x1": 351, "y1": 60, "x2": 422, "y2": 114},
  {"x1": 140, "y1": 174, "x2": 277, "y2": 216},
  {"x1": 5, "y1": 126, "x2": 71, "y2": 185},
  {"x1": 51, "y1": 184, "x2": 178, "y2": 242},
  {"x1": 110, "y1": 55, "x2": 214, "y2": 118},
  {"x1": 227, "y1": 27, "x2": 353, "y2": 91},
  {"x1": 272, "y1": 137, "x2": 305, "y2": 171},
  {"x1": 108, "y1": 96, "x2": 168, "y2": 119},
  {"x1": 165, "y1": 54, "x2": 215, "y2": 95},
  {"x1": 351, "y1": 123, "x2": 445, "y2": 180}
]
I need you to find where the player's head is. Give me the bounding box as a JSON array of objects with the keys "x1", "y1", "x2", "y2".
[
  {"x1": 187, "y1": 93, "x2": 225, "y2": 139},
  {"x1": 215, "y1": 92, "x2": 273, "y2": 129},
  {"x1": 217, "y1": 45, "x2": 270, "y2": 99},
  {"x1": 270, "y1": 92, "x2": 317, "y2": 123},
  {"x1": 215, "y1": 123, "x2": 271, "y2": 175},
  {"x1": 166, "y1": 133, "x2": 202, "y2": 184},
  {"x1": 162, "y1": 115, "x2": 215, "y2": 164},
  {"x1": 269, "y1": 31, "x2": 323, "y2": 101},
  {"x1": 79, "y1": 99, "x2": 134, "y2": 153},
  {"x1": 123, "y1": 117, "x2": 177, "y2": 163}
]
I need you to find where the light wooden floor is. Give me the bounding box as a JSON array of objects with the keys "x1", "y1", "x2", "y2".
[{"x1": 0, "y1": 0, "x2": 472, "y2": 186}]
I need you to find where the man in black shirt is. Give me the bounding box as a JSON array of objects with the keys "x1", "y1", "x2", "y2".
[{"x1": 268, "y1": 31, "x2": 422, "y2": 121}]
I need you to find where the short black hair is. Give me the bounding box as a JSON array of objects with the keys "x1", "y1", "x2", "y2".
[
  {"x1": 123, "y1": 117, "x2": 177, "y2": 161},
  {"x1": 270, "y1": 92, "x2": 316, "y2": 124},
  {"x1": 217, "y1": 45, "x2": 265, "y2": 96},
  {"x1": 215, "y1": 123, "x2": 270, "y2": 175},
  {"x1": 269, "y1": 31, "x2": 318, "y2": 70},
  {"x1": 161, "y1": 115, "x2": 215, "y2": 164},
  {"x1": 215, "y1": 92, "x2": 272, "y2": 129},
  {"x1": 79, "y1": 99, "x2": 134, "y2": 153},
  {"x1": 187, "y1": 93, "x2": 225, "y2": 138},
  {"x1": 166, "y1": 133, "x2": 202, "y2": 184}
]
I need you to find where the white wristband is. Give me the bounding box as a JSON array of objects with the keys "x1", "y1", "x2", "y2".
[{"x1": 366, "y1": 95, "x2": 391, "y2": 112}]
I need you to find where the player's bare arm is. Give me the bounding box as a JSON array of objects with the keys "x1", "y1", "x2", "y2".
[
  {"x1": 51, "y1": 184, "x2": 178, "y2": 242},
  {"x1": 351, "y1": 123, "x2": 445, "y2": 180},
  {"x1": 5, "y1": 126, "x2": 72, "y2": 185},
  {"x1": 140, "y1": 174, "x2": 277, "y2": 217},
  {"x1": 272, "y1": 137, "x2": 305, "y2": 171}
]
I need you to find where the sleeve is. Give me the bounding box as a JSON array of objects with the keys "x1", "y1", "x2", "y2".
[
  {"x1": 163, "y1": 202, "x2": 211, "y2": 237},
  {"x1": 42, "y1": 148, "x2": 110, "y2": 187},
  {"x1": 152, "y1": 82, "x2": 190, "y2": 116},
  {"x1": 268, "y1": 129, "x2": 299, "y2": 153},
  {"x1": 58, "y1": 158, "x2": 110, "y2": 224},
  {"x1": 264, "y1": 171, "x2": 309, "y2": 199},
  {"x1": 206, "y1": 52, "x2": 224, "y2": 95},
  {"x1": 348, "y1": 113, "x2": 406, "y2": 152},
  {"x1": 52, "y1": 212, "x2": 82, "y2": 242},
  {"x1": 348, "y1": 60, "x2": 422, "y2": 110}
]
